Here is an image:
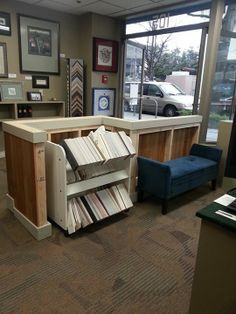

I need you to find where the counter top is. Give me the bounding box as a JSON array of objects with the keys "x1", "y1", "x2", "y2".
[
  {"x1": 2, "y1": 115, "x2": 202, "y2": 143},
  {"x1": 196, "y1": 189, "x2": 236, "y2": 233}
]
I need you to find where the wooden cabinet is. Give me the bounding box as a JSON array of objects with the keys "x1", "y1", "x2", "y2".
[{"x1": 3, "y1": 115, "x2": 202, "y2": 239}]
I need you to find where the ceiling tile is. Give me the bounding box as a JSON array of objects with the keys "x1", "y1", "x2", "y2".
[
  {"x1": 129, "y1": 2, "x2": 167, "y2": 12},
  {"x1": 17, "y1": 0, "x2": 42, "y2": 4},
  {"x1": 110, "y1": 9, "x2": 136, "y2": 17},
  {"x1": 54, "y1": 0, "x2": 98, "y2": 8},
  {"x1": 81, "y1": 1, "x2": 123, "y2": 15},
  {"x1": 16, "y1": 0, "x2": 190, "y2": 17},
  {"x1": 150, "y1": 0, "x2": 165, "y2": 3},
  {"x1": 103, "y1": 0, "x2": 153, "y2": 10},
  {"x1": 35, "y1": 0, "x2": 75, "y2": 12}
]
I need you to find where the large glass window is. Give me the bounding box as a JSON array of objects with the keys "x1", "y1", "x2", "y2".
[
  {"x1": 123, "y1": 29, "x2": 204, "y2": 119},
  {"x1": 206, "y1": 4, "x2": 236, "y2": 142},
  {"x1": 126, "y1": 9, "x2": 209, "y2": 35}
]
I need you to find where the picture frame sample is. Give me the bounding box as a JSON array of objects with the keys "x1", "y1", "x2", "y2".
[
  {"x1": 32, "y1": 75, "x2": 49, "y2": 88},
  {"x1": 18, "y1": 14, "x2": 60, "y2": 74},
  {"x1": 0, "y1": 82, "x2": 23, "y2": 101},
  {"x1": 0, "y1": 12, "x2": 11, "y2": 36},
  {"x1": 92, "y1": 88, "x2": 115, "y2": 116},
  {"x1": 93, "y1": 38, "x2": 118, "y2": 72},
  {"x1": 0, "y1": 42, "x2": 8, "y2": 77},
  {"x1": 27, "y1": 91, "x2": 42, "y2": 101}
]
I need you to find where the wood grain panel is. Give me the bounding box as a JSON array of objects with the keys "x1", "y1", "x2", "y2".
[
  {"x1": 138, "y1": 131, "x2": 171, "y2": 162},
  {"x1": 171, "y1": 126, "x2": 199, "y2": 159},
  {"x1": 4, "y1": 133, "x2": 47, "y2": 226},
  {"x1": 50, "y1": 131, "x2": 79, "y2": 143}
]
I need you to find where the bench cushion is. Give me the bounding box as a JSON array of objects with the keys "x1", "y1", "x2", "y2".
[{"x1": 165, "y1": 155, "x2": 217, "y2": 179}]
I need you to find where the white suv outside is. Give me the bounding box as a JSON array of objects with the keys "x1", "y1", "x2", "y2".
[{"x1": 124, "y1": 81, "x2": 194, "y2": 117}]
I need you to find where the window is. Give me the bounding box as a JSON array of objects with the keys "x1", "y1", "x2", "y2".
[{"x1": 148, "y1": 84, "x2": 162, "y2": 96}]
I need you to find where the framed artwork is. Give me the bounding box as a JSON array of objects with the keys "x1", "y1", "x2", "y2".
[
  {"x1": 93, "y1": 37, "x2": 118, "y2": 72},
  {"x1": 18, "y1": 14, "x2": 60, "y2": 74},
  {"x1": 32, "y1": 75, "x2": 49, "y2": 88},
  {"x1": 0, "y1": 12, "x2": 11, "y2": 36},
  {"x1": 92, "y1": 88, "x2": 115, "y2": 116},
  {"x1": 27, "y1": 91, "x2": 42, "y2": 101},
  {"x1": 0, "y1": 82, "x2": 23, "y2": 101},
  {"x1": 0, "y1": 42, "x2": 8, "y2": 77}
]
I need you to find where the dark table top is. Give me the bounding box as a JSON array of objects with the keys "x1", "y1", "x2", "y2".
[{"x1": 196, "y1": 188, "x2": 236, "y2": 233}]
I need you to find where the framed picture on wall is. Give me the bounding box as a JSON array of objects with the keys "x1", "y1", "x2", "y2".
[
  {"x1": 18, "y1": 14, "x2": 60, "y2": 74},
  {"x1": 27, "y1": 91, "x2": 42, "y2": 101},
  {"x1": 93, "y1": 38, "x2": 118, "y2": 72},
  {"x1": 32, "y1": 75, "x2": 49, "y2": 88},
  {"x1": 92, "y1": 88, "x2": 115, "y2": 116},
  {"x1": 0, "y1": 12, "x2": 11, "y2": 36},
  {"x1": 0, "y1": 82, "x2": 23, "y2": 101},
  {"x1": 0, "y1": 42, "x2": 8, "y2": 77}
]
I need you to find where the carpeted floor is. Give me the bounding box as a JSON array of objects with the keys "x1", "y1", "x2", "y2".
[{"x1": 0, "y1": 158, "x2": 224, "y2": 314}]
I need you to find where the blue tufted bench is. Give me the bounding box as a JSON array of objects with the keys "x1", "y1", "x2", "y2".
[{"x1": 137, "y1": 144, "x2": 222, "y2": 214}]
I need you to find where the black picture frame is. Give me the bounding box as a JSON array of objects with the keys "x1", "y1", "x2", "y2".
[
  {"x1": 0, "y1": 12, "x2": 11, "y2": 36},
  {"x1": 18, "y1": 14, "x2": 60, "y2": 74},
  {"x1": 0, "y1": 42, "x2": 8, "y2": 77},
  {"x1": 32, "y1": 75, "x2": 49, "y2": 88},
  {"x1": 92, "y1": 88, "x2": 115, "y2": 116},
  {"x1": 27, "y1": 91, "x2": 42, "y2": 101}
]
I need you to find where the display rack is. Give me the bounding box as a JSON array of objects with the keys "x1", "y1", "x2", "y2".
[{"x1": 45, "y1": 139, "x2": 133, "y2": 234}]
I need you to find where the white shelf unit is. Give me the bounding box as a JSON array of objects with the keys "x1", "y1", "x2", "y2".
[{"x1": 45, "y1": 141, "x2": 132, "y2": 233}]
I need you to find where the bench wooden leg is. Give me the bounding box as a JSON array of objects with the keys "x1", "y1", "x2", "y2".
[
  {"x1": 212, "y1": 179, "x2": 217, "y2": 190},
  {"x1": 138, "y1": 190, "x2": 144, "y2": 202},
  {"x1": 161, "y1": 199, "x2": 168, "y2": 215}
]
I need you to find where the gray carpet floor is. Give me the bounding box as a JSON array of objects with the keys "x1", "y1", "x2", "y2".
[{"x1": 0, "y1": 158, "x2": 224, "y2": 314}]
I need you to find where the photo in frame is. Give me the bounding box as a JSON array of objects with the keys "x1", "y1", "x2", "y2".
[
  {"x1": 27, "y1": 91, "x2": 42, "y2": 101},
  {"x1": 0, "y1": 42, "x2": 8, "y2": 77},
  {"x1": 32, "y1": 75, "x2": 49, "y2": 88},
  {"x1": 18, "y1": 14, "x2": 60, "y2": 74},
  {"x1": 93, "y1": 38, "x2": 118, "y2": 72},
  {"x1": 92, "y1": 88, "x2": 115, "y2": 116},
  {"x1": 0, "y1": 82, "x2": 23, "y2": 101},
  {"x1": 0, "y1": 12, "x2": 11, "y2": 36}
]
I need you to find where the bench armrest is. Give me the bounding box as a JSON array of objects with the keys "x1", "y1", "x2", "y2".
[
  {"x1": 190, "y1": 144, "x2": 222, "y2": 163},
  {"x1": 137, "y1": 156, "x2": 171, "y2": 198}
]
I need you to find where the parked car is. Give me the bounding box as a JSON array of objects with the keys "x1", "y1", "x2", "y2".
[{"x1": 124, "y1": 81, "x2": 194, "y2": 117}]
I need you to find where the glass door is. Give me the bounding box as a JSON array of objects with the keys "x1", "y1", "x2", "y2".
[{"x1": 123, "y1": 40, "x2": 145, "y2": 120}]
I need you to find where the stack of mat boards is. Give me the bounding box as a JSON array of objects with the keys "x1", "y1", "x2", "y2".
[
  {"x1": 66, "y1": 162, "x2": 116, "y2": 184},
  {"x1": 67, "y1": 183, "x2": 133, "y2": 234},
  {"x1": 62, "y1": 136, "x2": 105, "y2": 170},
  {"x1": 88, "y1": 126, "x2": 136, "y2": 161},
  {"x1": 62, "y1": 126, "x2": 136, "y2": 170}
]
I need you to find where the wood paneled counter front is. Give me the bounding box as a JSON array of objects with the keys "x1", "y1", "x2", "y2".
[{"x1": 2, "y1": 115, "x2": 202, "y2": 240}]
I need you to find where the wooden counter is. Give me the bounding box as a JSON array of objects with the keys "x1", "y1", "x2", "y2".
[
  {"x1": 2, "y1": 115, "x2": 202, "y2": 239},
  {"x1": 189, "y1": 189, "x2": 236, "y2": 314}
]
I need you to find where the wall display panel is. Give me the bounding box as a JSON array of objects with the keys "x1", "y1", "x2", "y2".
[{"x1": 67, "y1": 58, "x2": 83, "y2": 117}]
